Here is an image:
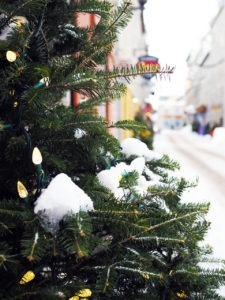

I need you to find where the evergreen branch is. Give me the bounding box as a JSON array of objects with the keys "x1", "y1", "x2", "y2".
[
  {"x1": 14, "y1": 291, "x2": 38, "y2": 299},
  {"x1": 1, "y1": 0, "x2": 222, "y2": 297},
  {"x1": 28, "y1": 90, "x2": 39, "y2": 103},
  {"x1": 200, "y1": 257, "x2": 225, "y2": 264},
  {"x1": 91, "y1": 214, "x2": 149, "y2": 231},
  {"x1": 24, "y1": 217, "x2": 39, "y2": 224},
  {"x1": 0, "y1": 255, "x2": 7, "y2": 266},
  {"x1": 62, "y1": 120, "x2": 108, "y2": 128},
  {"x1": 43, "y1": 65, "x2": 173, "y2": 95},
  {"x1": 174, "y1": 269, "x2": 225, "y2": 278},
  {"x1": 133, "y1": 236, "x2": 185, "y2": 244},
  {"x1": 147, "y1": 210, "x2": 208, "y2": 232},
  {"x1": 96, "y1": 209, "x2": 140, "y2": 215},
  {"x1": 97, "y1": 64, "x2": 174, "y2": 81},
  {"x1": 148, "y1": 154, "x2": 180, "y2": 172},
  {"x1": 103, "y1": 266, "x2": 111, "y2": 293},
  {"x1": 140, "y1": 189, "x2": 173, "y2": 198},
  {"x1": 75, "y1": 95, "x2": 111, "y2": 110},
  {"x1": 1, "y1": 0, "x2": 49, "y2": 27},
  {"x1": 0, "y1": 254, "x2": 17, "y2": 267},
  {"x1": 102, "y1": 1, "x2": 131, "y2": 36},
  {"x1": 125, "y1": 247, "x2": 141, "y2": 256},
  {"x1": 31, "y1": 63, "x2": 172, "y2": 98},
  {"x1": 114, "y1": 209, "x2": 208, "y2": 247},
  {"x1": 0, "y1": 222, "x2": 12, "y2": 234},
  {"x1": 114, "y1": 266, "x2": 162, "y2": 279},
  {"x1": 151, "y1": 253, "x2": 167, "y2": 266},
  {"x1": 108, "y1": 120, "x2": 146, "y2": 130},
  {"x1": 78, "y1": 40, "x2": 114, "y2": 68},
  {"x1": 77, "y1": 2, "x2": 132, "y2": 68},
  {"x1": 40, "y1": 28, "x2": 50, "y2": 59},
  {"x1": 45, "y1": 80, "x2": 97, "y2": 90},
  {"x1": 74, "y1": 0, "x2": 111, "y2": 16},
  {"x1": 92, "y1": 264, "x2": 162, "y2": 281},
  {"x1": 0, "y1": 208, "x2": 24, "y2": 216},
  {"x1": 92, "y1": 209, "x2": 207, "y2": 242}
]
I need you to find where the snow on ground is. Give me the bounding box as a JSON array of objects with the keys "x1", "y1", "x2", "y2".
[
  {"x1": 154, "y1": 126, "x2": 225, "y2": 294},
  {"x1": 154, "y1": 127, "x2": 225, "y2": 256}
]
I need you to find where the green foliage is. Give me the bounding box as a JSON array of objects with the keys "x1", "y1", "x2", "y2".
[
  {"x1": 133, "y1": 111, "x2": 154, "y2": 149},
  {"x1": 109, "y1": 119, "x2": 146, "y2": 131},
  {"x1": 0, "y1": 1, "x2": 224, "y2": 300}
]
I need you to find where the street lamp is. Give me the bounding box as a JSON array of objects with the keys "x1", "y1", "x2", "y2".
[
  {"x1": 132, "y1": 0, "x2": 148, "y2": 10},
  {"x1": 132, "y1": 0, "x2": 148, "y2": 33},
  {"x1": 138, "y1": 0, "x2": 148, "y2": 10}
]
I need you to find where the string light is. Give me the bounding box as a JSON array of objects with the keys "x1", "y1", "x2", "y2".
[
  {"x1": 76, "y1": 289, "x2": 92, "y2": 297},
  {"x1": 13, "y1": 101, "x2": 18, "y2": 108},
  {"x1": 69, "y1": 289, "x2": 92, "y2": 300},
  {"x1": 13, "y1": 16, "x2": 28, "y2": 27},
  {"x1": 9, "y1": 89, "x2": 15, "y2": 96},
  {"x1": 6, "y1": 50, "x2": 17, "y2": 62},
  {"x1": 33, "y1": 77, "x2": 50, "y2": 89},
  {"x1": 19, "y1": 270, "x2": 35, "y2": 284},
  {"x1": 17, "y1": 181, "x2": 28, "y2": 199},
  {"x1": 32, "y1": 147, "x2": 44, "y2": 187},
  {"x1": 32, "y1": 147, "x2": 42, "y2": 165},
  {"x1": 0, "y1": 124, "x2": 12, "y2": 131},
  {"x1": 40, "y1": 77, "x2": 50, "y2": 87},
  {"x1": 176, "y1": 290, "x2": 188, "y2": 299}
]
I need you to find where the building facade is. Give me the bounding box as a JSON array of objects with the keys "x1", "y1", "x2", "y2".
[
  {"x1": 63, "y1": 1, "x2": 150, "y2": 139},
  {"x1": 185, "y1": 2, "x2": 225, "y2": 132},
  {"x1": 112, "y1": 0, "x2": 154, "y2": 138}
]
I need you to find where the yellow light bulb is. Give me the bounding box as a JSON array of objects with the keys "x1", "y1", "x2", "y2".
[
  {"x1": 19, "y1": 270, "x2": 35, "y2": 284},
  {"x1": 32, "y1": 147, "x2": 42, "y2": 165},
  {"x1": 76, "y1": 289, "x2": 92, "y2": 297},
  {"x1": 176, "y1": 291, "x2": 188, "y2": 299},
  {"x1": 13, "y1": 16, "x2": 28, "y2": 27},
  {"x1": 69, "y1": 297, "x2": 79, "y2": 300},
  {"x1": 6, "y1": 50, "x2": 17, "y2": 62},
  {"x1": 17, "y1": 181, "x2": 28, "y2": 198},
  {"x1": 141, "y1": 272, "x2": 150, "y2": 279}
]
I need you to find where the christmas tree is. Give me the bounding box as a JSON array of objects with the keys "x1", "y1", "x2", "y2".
[
  {"x1": 133, "y1": 111, "x2": 154, "y2": 149},
  {"x1": 0, "y1": 1, "x2": 224, "y2": 299}
]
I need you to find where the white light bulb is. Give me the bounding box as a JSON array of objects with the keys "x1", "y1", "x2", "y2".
[
  {"x1": 40, "y1": 77, "x2": 50, "y2": 87},
  {"x1": 6, "y1": 50, "x2": 17, "y2": 62},
  {"x1": 32, "y1": 147, "x2": 43, "y2": 165}
]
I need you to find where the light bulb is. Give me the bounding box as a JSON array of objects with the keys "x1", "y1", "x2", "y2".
[
  {"x1": 13, "y1": 16, "x2": 28, "y2": 27},
  {"x1": 19, "y1": 270, "x2": 35, "y2": 284},
  {"x1": 17, "y1": 181, "x2": 28, "y2": 198},
  {"x1": 40, "y1": 77, "x2": 50, "y2": 87},
  {"x1": 6, "y1": 50, "x2": 17, "y2": 62},
  {"x1": 32, "y1": 147, "x2": 42, "y2": 165}
]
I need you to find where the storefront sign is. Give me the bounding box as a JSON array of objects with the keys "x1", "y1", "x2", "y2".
[{"x1": 137, "y1": 55, "x2": 160, "y2": 80}]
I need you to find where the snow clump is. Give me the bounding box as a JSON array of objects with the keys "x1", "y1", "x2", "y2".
[
  {"x1": 97, "y1": 138, "x2": 165, "y2": 200},
  {"x1": 121, "y1": 138, "x2": 162, "y2": 161},
  {"x1": 74, "y1": 128, "x2": 86, "y2": 139},
  {"x1": 34, "y1": 173, "x2": 94, "y2": 234}
]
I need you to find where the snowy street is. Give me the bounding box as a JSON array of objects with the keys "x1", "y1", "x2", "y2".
[{"x1": 154, "y1": 128, "x2": 225, "y2": 261}]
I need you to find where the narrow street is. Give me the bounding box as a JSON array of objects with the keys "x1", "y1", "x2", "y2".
[{"x1": 154, "y1": 129, "x2": 225, "y2": 261}]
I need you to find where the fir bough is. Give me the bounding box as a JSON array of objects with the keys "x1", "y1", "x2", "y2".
[{"x1": 0, "y1": 1, "x2": 224, "y2": 300}]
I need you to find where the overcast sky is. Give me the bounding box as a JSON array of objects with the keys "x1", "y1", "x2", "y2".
[{"x1": 144, "y1": 0, "x2": 219, "y2": 96}]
